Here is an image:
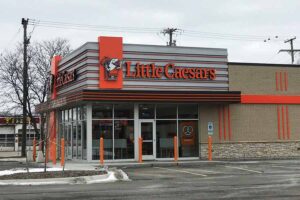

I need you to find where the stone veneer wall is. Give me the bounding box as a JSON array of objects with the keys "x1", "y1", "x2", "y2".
[{"x1": 200, "y1": 142, "x2": 300, "y2": 160}]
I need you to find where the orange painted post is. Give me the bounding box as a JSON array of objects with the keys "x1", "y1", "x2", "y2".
[
  {"x1": 100, "y1": 137, "x2": 104, "y2": 165},
  {"x1": 60, "y1": 138, "x2": 65, "y2": 167},
  {"x1": 208, "y1": 136, "x2": 212, "y2": 161},
  {"x1": 138, "y1": 137, "x2": 143, "y2": 163},
  {"x1": 173, "y1": 136, "x2": 178, "y2": 162},
  {"x1": 33, "y1": 138, "x2": 36, "y2": 162},
  {"x1": 52, "y1": 139, "x2": 56, "y2": 165}
]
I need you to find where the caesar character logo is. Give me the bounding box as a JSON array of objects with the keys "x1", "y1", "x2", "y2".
[
  {"x1": 101, "y1": 57, "x2": 121, "y2": 80},
  {"x1": 183, "y1": 126, "x2": 193, "y2": 136}
]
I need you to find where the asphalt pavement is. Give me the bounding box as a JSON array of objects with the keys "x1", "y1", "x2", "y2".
[{"x1": 0, "y1": 160, "x2": 300, "y2": 199}]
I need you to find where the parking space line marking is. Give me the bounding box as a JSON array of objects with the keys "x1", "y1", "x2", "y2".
[
  {"x1": 225, "y1": 166, "x2": 263, "y2": 174},
  {"x1": 154, "y1": 167, "x2": 207, "y2": 177},
  {"x1": 271, "y1": 165, "x2": 300, "y2": 170}
]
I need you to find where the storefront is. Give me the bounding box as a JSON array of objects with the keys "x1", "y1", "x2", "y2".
[
  {"x1": 36, "y1": 36, "x2": 300, "y2": 162},
  {"x1": 0, "y1": 117, "x2": 40, "y2": 151}
]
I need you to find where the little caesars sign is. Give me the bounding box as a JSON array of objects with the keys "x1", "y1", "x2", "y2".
[{"x1": 125, "y1": 62, "x2": 216, "y2": 80}]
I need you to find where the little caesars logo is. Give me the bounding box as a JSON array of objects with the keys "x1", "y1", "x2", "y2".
[{"x1": 101, "y1": 57, "x2": 121, "y2": 80}]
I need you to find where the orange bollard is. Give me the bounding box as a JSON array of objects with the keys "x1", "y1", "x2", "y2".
[
  {"x1": 33, "y1": 138, "x2": 36, "y2": 162},
  {"x1": 100, "y1": 137, "x2": 104, "y2": 165},
  {"x1": 174, "y1": 136, "x2": 178, "y2": 162},
  {"x1": 60, "y1": 138, "x2": 65, "y2": 167},
  {"x1": 208, "y1": 136, "x2": 212, "y2": 161},
  {"x1": 138, "y1": 137, "x2": 143, "y2": 163},
  {"x1": 52, "y1": 139, "x2": 56, "y2": 165}
]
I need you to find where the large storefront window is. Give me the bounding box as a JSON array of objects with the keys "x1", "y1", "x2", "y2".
[
  {"x1": 92, "y1": 104, "x2": 135, "y2": 160},
  {"x1": 157, "y1": 104, "x2": 199, "y2": 158},
  {"x1": 114, "y1": 120, "x2": 134, "y2": 159},
  {"x1": 156, "y1": 120, "x2": 177, "y2": 158},
  {"x1": 92, "y1": 120, "x2": 113, "y2": 160},
  {"x1": 58, "y1": 106, "x2": 87, "y2": 160}
]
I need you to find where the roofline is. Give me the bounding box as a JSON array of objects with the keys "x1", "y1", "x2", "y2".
[{"x1": 228, "y1": 62, "x2": 300, "y2": 68}]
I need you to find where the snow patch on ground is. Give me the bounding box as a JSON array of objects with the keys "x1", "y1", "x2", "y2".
[{"x1": 0, "y1": 167, "x2": 64, "y2": 176}]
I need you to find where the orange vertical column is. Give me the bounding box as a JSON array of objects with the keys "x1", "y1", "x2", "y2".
[
  {"x1": 275, "y1": 72, "x2": 279, "y2": 91},
  {"x1": 52, "y1": 139, "x2": 56, "y2": 165},
  {"x1": 174, "y1": 136, "x2": 178, "y2": 162},
  {"x1": 138, "y1": 137, "x2": 143, "y2": 163},
  {"x1": 279, "y1": 72, "x2": 283, "y2": 91},
  {"x1": 100, "y1": 137, "x2": 104, "y2": 165}
]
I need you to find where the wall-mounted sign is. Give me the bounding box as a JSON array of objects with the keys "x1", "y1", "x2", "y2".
[
  {"x1": 0, "y1": 117, "x2": 39, "y2": 125},
  {"x1": 55, "y1": 69, "x2": 77, "y2": 88},
  {"x1": 181, "y1": 121, "x2": 196, "y2": 145},
  {"x1": 125, "y1": 62, "x2": 216, "y2": 80},
  {"x1": 101, "y1": 57, "x2": 121, "y2": 81},
  {"x1": 208, "y1": 122, "x2": 214, "y2": 135}
]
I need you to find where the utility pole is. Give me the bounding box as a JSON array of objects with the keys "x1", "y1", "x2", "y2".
[
  {"x1": 279, "y1": 37, "x2": 300, "y2": 64},
  {"x1": 161, "y1": 28, "x2": 180, "y2": 46},
  {"x1": 21, "y1": 18, "x2": 29, "y2": 157}
]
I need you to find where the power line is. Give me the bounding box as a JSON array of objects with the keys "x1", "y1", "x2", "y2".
[{"x1": 27, "y1": 18, "x2": 297, "y2": 43}]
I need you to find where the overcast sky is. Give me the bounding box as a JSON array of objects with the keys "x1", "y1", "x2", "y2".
[{"x1": 1, "y1": 0, "x2": 300, "y2": 64}]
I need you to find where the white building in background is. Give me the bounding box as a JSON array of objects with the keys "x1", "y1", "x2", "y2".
[{"x1": 0, "y1": 117, "x2": 40, "y2": 152}]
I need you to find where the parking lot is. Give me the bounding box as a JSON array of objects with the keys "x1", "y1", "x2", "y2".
[
  {"x1": 121, "y1": 160, "x2": 300, "y2": 199},
  {"x1": 0, "y1": 160, "x2": 300, "y2": 199}
]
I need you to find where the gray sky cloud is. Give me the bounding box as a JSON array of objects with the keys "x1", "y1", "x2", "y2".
[{"x1": 1, "y1": 0, "x2": 300, "y2": 63}]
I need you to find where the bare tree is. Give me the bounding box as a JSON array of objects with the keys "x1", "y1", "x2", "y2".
[{"x1": 0, "y1": 38, "x2": 71, "y2": 155}]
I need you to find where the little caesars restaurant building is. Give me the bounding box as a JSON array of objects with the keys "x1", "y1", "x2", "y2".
[{"x1": 37, "y1": 36, "x2": 300, "y2": 162}]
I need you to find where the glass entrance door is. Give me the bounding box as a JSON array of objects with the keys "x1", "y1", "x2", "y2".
[{"x1": 139, "y1": 120, "x2": 156, "y2": 160}]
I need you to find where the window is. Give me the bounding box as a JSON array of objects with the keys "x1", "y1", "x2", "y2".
[
  {"x1": 92, "y1": 120, "x2": 113, "y2": 160},
  {"x1": 156, "y1": 104, "x2": 177, "y2": 119},
  {"x1": 156, "y1": 120, "x2": 177, "y2": 158},
  {"x1": 178, "y1": 104, "x2": 198, "y2": 119},
  {"x1": 114, "y1": 103, "x2": 134, "y2": 119},
  {"x1": 91, "y1": 104, "x2": 135, "y2": 160},
  {"x1": 114, "y1": 120, "x2": 134, "y2": 159},
  {"x1": 139, "y1": 104, "x2": 155, "y2": 119},
  {"x1": 93, "y1": 104, "x2": 113, "y2": 119}
]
